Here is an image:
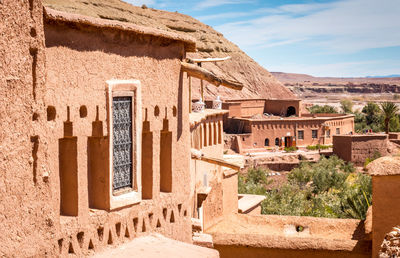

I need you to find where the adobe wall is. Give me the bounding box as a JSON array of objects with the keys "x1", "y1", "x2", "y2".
[
  {"x1": 226, "y1": 115, "x2": 354, "y2": 152},
  {"x1": 371, "y1": 175, "x2": 400, "y2": 257},
  {"x1": 332, "y1": 136, "x2": 352, "y2": 162},
  {"x1": 333, "y1": 135, "x2": 388, "y2": 166},
  {"x1": 0, "y1": 1, "x2": 57, "y2": 256},
  {"x1": 366, "y1": 157, "x2": 400, "y2": 257},
  {"x1": 250, "y1": 120, "x2": 323, "y2": 148},
  {"x1": 225, "y1": 99, "x2": 266, "y2": 117},
  {"x1": 190, "y1": 114, "x2": 230, "y2": 230},
  {"x1": 322, "y1": 116, "x2": 354, "y2": 145},
  {"x1": 222, "y1": 102, "x2": 241, "y2": 118},
  {"x1": 207, "y1": 214, "x2": 371, "y2": 258},
  {"x1": 41, "y1": 19, "x2": 192, "y2": 255},
  {"x1": 213, "y1": 245, "x2": 369, "y2": 258},
  {"x1": 264, "y1": 99, "x2": 301, "y2": 117},
  {"x1": 388, "y1": 132, "x2": 400, "y2": 140}
]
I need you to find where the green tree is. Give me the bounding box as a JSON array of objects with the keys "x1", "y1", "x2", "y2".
[
  {"x1": 362, "y1": 102, "x2": 382, "y2": 132},
  {"x1": 340, "y1": 99, "x2": 353, "y2": 114},
  {"x1": 389, "y1": 115, "x2": 400, "y2": 132},
  {"x1": 380, "y1": 102, "x2": 400, "y2": 134},
  {"x1": 308, "y1": 105, "x2": 338, "y2": 114}
]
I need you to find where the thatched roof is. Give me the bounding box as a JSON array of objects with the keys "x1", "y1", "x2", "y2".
[{"x1": 44, "y1": 7, "x2": 196, "y2": 52}]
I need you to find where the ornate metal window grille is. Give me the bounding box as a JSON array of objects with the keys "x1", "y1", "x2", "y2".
[{"x1": 112, "y1": 96, "x2": 133, "y2": 191}]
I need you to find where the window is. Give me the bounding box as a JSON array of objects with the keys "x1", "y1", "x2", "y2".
[
  {"x1": 107, "y1": 80, "x2": 142, "y2": 210},
  {"x1": 112, "y1": 96, "x2": 133, "y2": 191},
  {"x1": 265, "y1": 138, "x2": 269, "y2": 146},
  {"x1": 336, "y1": 128, "x2": 340, "y2": 135},
  {"x1": 298, "y1": 130, "x2": 304, "y2": 140},
  {"x1": 326, "y1": 129, "x2": 331, "y2": 138},
  {"x1": 312, "y1": 130, "x2": 318, "y2": 139},
  {"x1": 275, "y1": 137, "x2": 280, "y2": 146}
]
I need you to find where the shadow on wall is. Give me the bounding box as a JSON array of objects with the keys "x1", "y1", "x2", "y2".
[
  {"x1": 44, "y1": 22, "x2": 184, "y2": 61},
  {"x1": 142, "y1": 108, "x2": 153, "y2": 199},
  {"x1": 59, "y1": 106, "x2": 78, "y2": 216},
  {"x1": 87, "y1": 106, "x2": 109, "y2": 211}
]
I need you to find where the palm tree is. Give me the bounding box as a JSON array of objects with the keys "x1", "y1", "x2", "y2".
[{"x1": 380, "y1": 102, "x2": 399, "y2": 134}]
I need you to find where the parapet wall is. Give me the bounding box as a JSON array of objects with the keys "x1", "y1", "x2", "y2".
[
  {"x1": 207, "y1": 214, "x2": 371, "y2": 258},
  {"x1": 333, "y1": 134, "x2": 388, "y2": 166}
]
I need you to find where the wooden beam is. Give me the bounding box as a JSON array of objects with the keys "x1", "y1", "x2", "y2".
[
  {"x1": 186, "y1": 56, "x2": 231, "y2": 63},
  {"x1": 181, "y1": 62, "x2": 243, "y2": 91},
  {"x1": 192, "y1": 155, "x2": 241, "y2": 171}
]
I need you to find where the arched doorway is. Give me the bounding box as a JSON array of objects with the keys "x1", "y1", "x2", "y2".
[
  {"x1": 275, "y1": 138, "x2": 280, "y2": 146},
  {"x1": 264, "y1": 138, "x2": 269, "y2": 146},
  {"x1": 287, "y1": 106, "x2": 296, "y2": 117}
]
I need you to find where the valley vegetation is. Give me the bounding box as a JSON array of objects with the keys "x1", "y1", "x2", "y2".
[
  {"x1": 308, "y1": 101, "x2": 400, "y2": 133},
  {"x1": 239, "y1": 156, "x2": 371, "y2": 220}
]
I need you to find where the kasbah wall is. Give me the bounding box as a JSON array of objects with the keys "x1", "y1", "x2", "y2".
[
  {"x1": 0, "y1": 0, "x2": 56, "y2": 256},
  {"x1": 1, "y1": 1, "x2": 194, "y2": 256},
  {"x1": 333, "y1": 135, "x2": 388, "y2": 166}
]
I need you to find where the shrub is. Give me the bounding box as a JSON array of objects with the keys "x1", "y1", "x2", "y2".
[
  {"x1": 306, "y1": 144, "x2": 331, "y2": 150},
  {"x1": 284, "y1": 146, "x2": 297, "y2": 152},
  {"x1": 241, "y1": 156, "x2": 371, "y2": 219},
  {"x1": 308, "y1": 105, "x2": 338, "y2": 114},
  {"x1": 238, "y1": 168, "x2": 271, "y2": 195},
  {"x1": 340, "y1": 99, "x2": 353, "y2": 114}
]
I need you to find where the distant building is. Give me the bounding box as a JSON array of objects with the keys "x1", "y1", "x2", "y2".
[{"x1": 223, "y1": 99, "x2": 354, "y2": 153}]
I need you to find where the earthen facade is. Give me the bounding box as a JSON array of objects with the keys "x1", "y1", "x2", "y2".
[
  {"x1": 223, "y1": 99, "x2": 354, "y2": 153},
  {"x1": 333, "y1": 134, "x2": 388, "y2": 166}
]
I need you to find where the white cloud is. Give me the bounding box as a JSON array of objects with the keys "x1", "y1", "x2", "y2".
[
  {"x1": 195, "y1": 0, "x2": 253, "y2": 10},
  {"x1": 266, "y1": 60, "x2": 397, "y2": 77},
  {"x1": 197, "y1": 12, "x2": 249, "y2": 21},
  {"x1": 215, "y1": 0, "x2": 400, "y2": 53}
]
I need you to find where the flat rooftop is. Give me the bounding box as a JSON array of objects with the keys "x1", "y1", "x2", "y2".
[
  {"x1": 206, "y1": 213, "x2": 370, "y2": 252},
  {"x1": 92, "y1": 233, "x2": 219, "y2": 258},
  {"x1": 233, "y1": 114, "x2": 354, "y2": 122}
]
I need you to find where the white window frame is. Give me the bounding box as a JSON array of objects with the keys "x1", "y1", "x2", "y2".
[{"x1": 106, "y1": 80, "x2": 142, "y2": 210}]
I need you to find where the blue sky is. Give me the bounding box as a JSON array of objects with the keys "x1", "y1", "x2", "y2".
[{"x1": 124, "y1": 0, "x2": 400, "y2": 77}]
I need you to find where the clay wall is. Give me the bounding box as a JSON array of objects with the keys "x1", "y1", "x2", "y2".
[
  {"x1": 225, "y1": 115, "x2": 354, "y2": 152},
  {"x1": 371, "y1": 175, "x2": 400, "y2": 257},
  {"x1": 388, "y1": 132, "x2": 400, "y2": 140},
  {"x1": 207, "y1": 214, "x2": 371, "y2": 258},
  {"x1": 322, "y1": 116, "x2": 355, "y2": 145},
  {"x1": 225, "y1": 99, "x2": 266, "y2": 117},
  {"x1": 333, "y1": 135, "x2": 388, "y2": 166},
  {"x1": 190, "y1": 114, "x2": 230, "y2": 231},
  {"x1": 332, "y1": 136, "x2": 352, "y2": 162},
  {"x1": 222, "y1": 102, "x2": 242, "y2": 118},
  {"x1": 222, "y1": 171, "x2": 239, "y2": 217},
  {"x1": 0, "y1": 1, "x2": 56, "y2": 256},
  {"x1": 39, "y1": 18, "x2": 191, "y2": 255},
  {"x1": 248, "y1": 119, "x2": 327, "y2": 148},
  {"x1": 264, "y1": 99, "x2": 301, "y2": 117}
]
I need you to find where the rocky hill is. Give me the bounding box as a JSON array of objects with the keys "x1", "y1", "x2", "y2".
[
  {"x1": 272, "y1": 72, "x2": 400, "y2": 95},
  {"x1": 43, "y1": 0, "x2": 295, "y2": 100}
]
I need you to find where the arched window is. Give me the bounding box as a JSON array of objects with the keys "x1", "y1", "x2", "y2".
[
  {"x1": 275, "y1": 138, "x2": 280, "y2": 146},
  {"x1": 287, "y1": 106, "x2": 296, "y2": 117},
  {"x1": 264, "y1": 138, "x2": 269, "y2": 146}
]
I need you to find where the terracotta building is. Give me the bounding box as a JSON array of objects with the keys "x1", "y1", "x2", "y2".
[
  {"x1": 0, "y1": 1, "x2": 234, "y2": 256},
  {"x1": 2, "y1": 1, "x2": 400, "y2": 258},
  {"x1": 223, "y1": 99, "x2": 355, "y2": 153}
]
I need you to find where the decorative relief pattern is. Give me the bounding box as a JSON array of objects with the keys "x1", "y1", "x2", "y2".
[{"x1": 112, "y1": 97, "x2": 133, "y2": 190}]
